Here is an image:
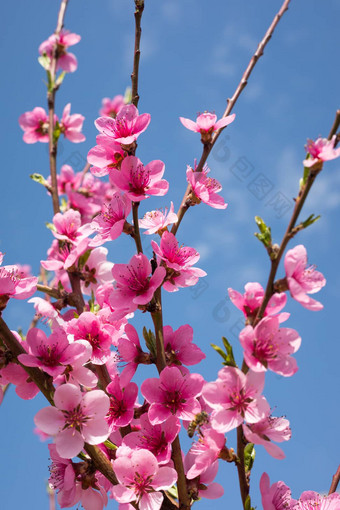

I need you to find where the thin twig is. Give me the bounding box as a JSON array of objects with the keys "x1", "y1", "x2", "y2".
[
  {"x1": 132, "y1": 202, "x2": 144, "y2": 253},
  {"x1": 172, "y1": 0, "x2": 292, "y2": 236},
  {"x1": 328, "y1": 464, "x2": 340, "y2": 495},
  {"x1": 131, "y1": 0, "x2": 144, "y2": 108}
]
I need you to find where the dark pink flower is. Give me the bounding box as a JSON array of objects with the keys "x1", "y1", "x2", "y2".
[
  {"x1": 39, "y1": 29, "x2": 81, "y2": 73},
  {"x1": 163, "y1": 324, "x2": 206, "y2": 366},
  {"x1": 203, "y1": 367, "x2": 270, "y2": 433},
  {"x1": 187, "y1": 164, "x2": 227, "y2": 209},
  {"x1": 95, "y1": 104, "x2": 150, "y2": 145},
  {"x1": 18, "y1": 107, "x2": 50, "y2": 143},
  {"x1": 87, "y1": 135, "x2": 126, "y2": 177},
  {"x1": 260, "y1": 472, "x2": 292, "y2": 510},
  {"x1": 60, "y1": 103, "x2": 85, "y2": 143},
  {"x1": 1, "y1": 361, "x2": 39, "y2": 400},
  {"x1": 35, "y1": 383, "x2": 110, "y2": 458},
  {"x1": 243, "y1": 414, "x2": 291, "y2": 459},
  {"x1": 228, "y1": 282, "x2": 287, "y2": 319},
  {"x1": 110, "y1": 156, "x2": 169, "y2": 201},
  {"x1": 90, "y1": 193, "x2": 131, "y2": 246},
  {"x1": 180, "y1": 111, "x2": 235, "y2": 142},
  {"x1": 304, "y1": 135, "x2": 340, "y2": 168},
  {"x1": 239, "y1": 316, "x2": 301, "y2": 376},
  {"x1": 284, "y1": 245, "x2": 326, "y2": 311},
  {"x1": 105, "y1": 375, "x2": 138, "y2": 432},
  {"x1": 151, "y1": 231, "x2": 200, "y2": 271},
  {"x1": 141, "y1": 366, "x2": 204, "y2": 425},
  {"x1": 99, "y1": 95, "x2": 125, "y2": 118}
]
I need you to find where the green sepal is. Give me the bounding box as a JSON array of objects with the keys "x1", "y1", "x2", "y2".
[
  {"x1": 103, "y1": 439, "x2": 117, "y2": 450},
  {"x1": 45, "y1": 222, "x2": 56, "y2": 232},
  {"x1": 254, "y1": 216, "x2": 272, "y2": 248},
  {"x1": 124, "y1": 86, "x2": 132, "y2": 104},
  {"x1": 166, "y1": 485, "x2": 178, "y2": 501},
  {"x1": 244, "y1": 442, "x2": 255, "y2": 473},
  {"x1": 55, "y1": 71, "x2": 66, "y2": 88},
  {"x1": 38, "y1": 53, "x2": 50, "y2": 71},
  {"x1": 143, "y1": 327, "x2": 157, "y2": 358}
]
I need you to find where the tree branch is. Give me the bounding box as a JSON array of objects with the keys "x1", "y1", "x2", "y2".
[
  {"x1": 131, "y1": 0, "x2": 144, "y2": 108},
  {"x1": 328, "y1": 464, "x2": 340, "y2": 495}
]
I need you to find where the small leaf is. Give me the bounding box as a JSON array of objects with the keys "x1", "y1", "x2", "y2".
[
  {"x1": 211, "y1": 343, "x2": 228, "y2": 361},
  {"x1": 221, "y1": 337, "x2": 237, "y2": 367},
  {"x1": 143, "y1": 327, "x2": 157, "y2": 358},
  {"x1": 124, "y1": 86, "x2": 132, "y2": 104},
  {"x1": 38, "y1": 54, "x2": 50, "y2": 71},
  {"x1": 244, "y1": 443, "x2": 255, "y2": 473},
  {"x1": 55, "y1": 71, "x2": 66, "y2": 88},
  {"x1": 254, "y1": 216, "x2": 272, "y2": 248},
  {"x1": 301, "y1": 213, "x2": 321, "y2": 229},
  {"x1": 30, "y1": 173, "x2": 48, "y2": 186},
  {"x1": 45, "y1": 222, "x2": 56, "y2": 232}
]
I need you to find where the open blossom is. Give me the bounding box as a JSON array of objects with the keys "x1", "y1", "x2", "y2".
[
  {"x1": 260, "y1": 473, "x2": 292, "y2": 510},
  {"x1": 185, "y1": 427, "x2": 226, "y2": 479},
  {"x1": 95, "y1": 104, "x2": 150, "y2": 145},
  {"x1": 99, "y1": 95, "x2": 125, "y2": 117},
  {"x1": 141, "y1": 366, "x2": 204, "y2": 425},
  {"x1": 284, "y1": 245, "x2": 326, "y2": 311},
  {"x1": 110, "y1": 155, "x2": 169, "y2": 201},
  {"x1": 105, "y1": 375, "x2": 138, "y2": 432},
  {"x1": 109, "y1": 253, "x2": 166, "y2": 317},
  {"x1": 290, "y1": 491, "x2": 340, "y2": 510},
  {"x1": 203, "y1": 366, "x2": 270, "y2": 433},
  {"x1": 87, "y1": 136, "x2": 126, "y2": 177},
  {"x1": 60, "y1": 103, "x2": 85, "y2": 143},
  {"x1": 187, "y1": 164, "x2": 227, "y2": 209},
  {"x1": 163, "y1": 324, "x2": 206, "y2": 366},
  {"x1": 35, "y1": 383, "x2": 110, "y2": 458},
  {"x1": 139, "y1": 202, "x2": 178, "y2": 235},
  {"x1": 185, "y1": 456, "x2": 224, "y2": 500},
  {"x1": 18, "y1": 107, "x2": 50, "y2": 143},
  {"x1": 90, "y1": 193, "x2": 131, "y2": 247},
  {"x1": 39, "y1": 29, "x2": 81, "y2": 73},
  {"x1": 180, "y1": 111, "x2": 235, "y2": 142},
  {"x1": 52, "y1": 209, "x2": 91, "y2": 244},
  {"x1": 48, "y1": 444, "x2": 78, "y2": 507},
  {"x1": 111, "y1": 448, "x2": 177, "y2": 510},
  {"x1": 80, "y1": 247, "x2": 114, "y2": 295},
  {"x1": 118, "y1": 324, "x2": 148, "y2": 386},
  {"x1": 243, "y1": 414, "x2": 291, "y2": 459},
  {"x1": 228, "y1": 282, "x2": 287, "y2": 319},
  {"x1": 303, "y1": 135, "x2": 340, "y2": 167},
  {"x1": 0, "y1": 256, "x2": 37, "y2": 310},
  {"x1": 239, "y1": 316, "x2": 301, "y2": 376}
]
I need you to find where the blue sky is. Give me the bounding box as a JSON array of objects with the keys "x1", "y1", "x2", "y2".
[{"x1": 1, "y1": 1, "x2": 339, "y2": 509}]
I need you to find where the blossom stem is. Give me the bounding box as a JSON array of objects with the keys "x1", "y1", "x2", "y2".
[
  {"x1": 172, "y1": 0, "x2": 292, "y2": 236},
  {"x1": 132, "y1": 201, "x2": 143, "y2": 253},
  {"x1": 236, "y1": 425, "x2": 249, "y2": 508},
  {"x1": 131, "y1": 0, "x2": 144, "y2": 108},
  {"x1": 328, "y1": 464, "x2": 340, "y2": 495}
]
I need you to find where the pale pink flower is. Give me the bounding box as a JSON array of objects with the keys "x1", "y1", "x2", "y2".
[
  {"x1": 162, "y1": 266, "x2": 207, "y2": 293},
  {"x1": 60, "y1": 103, "x2": 85, "y2": 143},
  {"x1": 303, "y1": 135, "x2": 340, "y2": 168},
  {"x1": 100, "y1": 95, "x2": 125, "y2": 117},
  {"x1": 139, "y1": 202, "x2": 178, "y2": 235},
  {"x1": 228, "y1": 282, "x2": 287, "y2": 319},
  {"x1": 290, "y1": 491, "x2": 340, "y2": 510},
  {"x1": 90, "y1": 193, "x2": 132, "y2": 247},
  {"x1": 80, "y1": 247, "x2": 115, "y2": 295},
  {"x1": 141, "y1": 366, "x2": 204, "y2": 425},
  {"x1": 48, "y1": 444, "x2": 78, "y2": 507},
  {"x1": 18, "y1": 107, "x2": 50, "y2": 143},
  {"x1": 35, "y1": 383, "x2": 110, "y2": 458},
  {"x1": 105, "y1": 375, "x2": 138, "y2": 432},
  {"x1": 87, "y1": 135, "x2": 126, "y2": 177},
  {"x1": 39, "y1": 29, "x2": 81, "y2": 73},
  {"x1": 123, "y1": 414, "x2": 180, "y2": 464},
  {"x1": 239, "y1": 316, "x2": 301, "y2": 376},
  {"x1": 18, "y1": 327, "x2": 88, "y2": 378},
  {"x1": 110, "y1": 156, "x2": 169, "y2": 201},
  {"x1": 1, "y1": 361, "x2": 39, "y2": 400},
  {"x1": 163, "y1": 324, "x2": 206, "y2": 366},
  {"x1": 284, "y1": 245, "x2": 326, "y2": 311},
  {"x1": 185, "y1": 457, "x2": 224, "y2": 500},
  {"x1": 109, "y1": 253, "x2": 166, "y2": 317},
  {"x1": 52, "y1": 209, "x2": 91, "y2": 244},
  {"x1": 203, "y1": 366, "x2": 270, "y2": 433},
  {"x1": 243, "y1": 414, "x2": 291, "y2": 459},
  {"x1": 180, "y1": 111, "x2": 235, "y2": 142},
  {"x1": 0, "y1": 256, "x2": 37, "y2": 310},
  {"x1": 185, "y1": 427, "x2": 226, "y2": 479},
  {"x1": 260, "y1": 472, "x2": 292, "y2": 510},
  {"x1": 111, "y1": 448, "x2": 177, "y2": 510},
  {"x1": 187, "y1": 164, "x2": 227, "y2": 209},
  {"x1": 95, "y1": 104, "x2": 150, "y2": 145}
]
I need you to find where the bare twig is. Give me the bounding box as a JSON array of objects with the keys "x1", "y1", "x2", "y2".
[
  {"x1": 132, "y1": 202, "x2": 144, "y2": 254},
  {"x1": 172, "y1": 0, "x2": 292, "y2": 236},
  {"x1": 328, "y1": 464, "x2": 340, "y2": 495},
  {"x1": 131, "y1": 0, "x2": 144, "y2": 107}
]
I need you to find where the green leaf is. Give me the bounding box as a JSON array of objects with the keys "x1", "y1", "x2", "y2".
[
  {"x1": 244, "y1": 443, "x2": 255, "y2": 473},
  {"x1": 211, "y1": 343, "x2": 228, "y2": 361},
  {"x1": 254, "y1": 216, "x2": 272, "y2": 248},
  {"x1": 166, "y1": 485, "x2": 178, "y2": 501},
  {"x1": 221, "y1": 336, "x2": 237, "y2": 367},
  {"x1": 301, "y1": 213, "x2": 321, "y2": 229},
  {"x1": 124, "y1": 86, "x2": 132, "y2": 104},
  {"x1": 143, "y1": 327, "x2": 157, "y2": 358},
  {"x1": 30, "y1": 173, "x2": 48, "y2": 187},
  {"x1": 45, "y1": 222, "x2": 56, "y2": 232},
  {"x1": 55, "y1": 71, "x2": 66, "y2": 88},
  {"x1": 38, "y1": 53, "x2": 50, "y2": 71}
]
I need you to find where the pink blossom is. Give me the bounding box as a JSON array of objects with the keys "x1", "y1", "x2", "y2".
[
  {"x1": 180, "y1": 111, "x2": 235, "y2": 142},
  {"x1": 290, "y1": 491, "x2": 340, "y2": 510},
  {"x1": 185, "y1": 427, "x2": 226, "y2": 479},
  {"x1": 105, "y1": 375, "x2": 138, "y2": 432},
  {"x1": 39, "y1": 29, "x2": 81, "y2": 73},
  {"x1": 109, "y1": 253, "x2": 166, "y2": 317},
  {"x1": 1, "y1": 361, "x2": 39, "y2": 400},
  {"x1": 48, "y1": 444, "x2": 78, "y2": 507},
  {"x1": 239, "y1": 316, "x2": 301, "y2": 376},
  {"x1": 162, "y1": 266, "x2": 207, "y2": 293},
  {"x1": 151, "y1": 231, "x2": 200, "y2": 271},
  {"x1": 243, "y1": 414, "x2": 291, "y2": 459},
  {"x1": 111, "y1": 448, "x2": 177, "y2": 510},
  {"x1": 60, "y1": 103, "x2": 85, "y2": 143},
  {"x1": 35, "y1": 383, "x2": 110, "y2": 458},
  {"x1": 41, "y1": 238, "x2": 90, "y2": 277},
  {"x1": 18, "y1": 107, "x2": 50, "y2": 143},
  {"x1": 163, "y1": 324, "x2": 206, "y2": 366},
  {"x1": 118, "y1": 324, "x2": 147, "y2": 385},
  {"x1": 100, "y1": 95, "x2": 125, "y2": 117},
  {"x1": 0, "y1": 256, "x2": 37, "y2": 310},
  {"x1": 87, "y1": 135, "x2": 126, "y2": 177},
  {"x1": 90, "y1": 193, "x2": 132, "y2": 247},
  {"x1": 95, "y1": 104, "x2": 150, "y2": 145},
  {"x1": 284, "y1": 245, "x2": 326, "y2": 311},
  {"x1": 185, "y1": 457, "x2": 224, "y2": 500},
  {"x1": 80, "y1": 247, "x2": 115, "y2": 295},
  {"x1": 52, "y1": 209, "x2": 91, "y2": 244},
  {"x1": 18, "y1": 327, "x2": 88, "y2": 378},
  {"x1": 228, "y1": 282, "x2": 287, "y2": 319},
  {"x1": 110, "y1": 156, "x2": 169, "y2": 201},
  {"x1": 123, "y1": 414, "x2": 180, "y2": 464},
  {"x1": 203, "y1": 366, "x2": 270, "y2": 433},
  {"x1": 260, "y1": 472, "x2": 292, "y2": 510},
  {"x1": 139, "y1": 202, "x2": 178, "y2": 235},
  {"x1": 187, "y1": 164, "x2": 227, "y2": 209},
  {"x1": 303, "y1": 135, "x2": 340, "y2": 167},
  {"x1": 141, "y1": 366, "x2": 204, "y2": 425}
]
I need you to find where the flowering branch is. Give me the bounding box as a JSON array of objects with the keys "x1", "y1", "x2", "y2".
[
  {"x1": 171, "y1": 0, "x2": 292, "y2": 236},
  {"x1": 131, "y1": 0, "x2": 144, "y2": 108}
]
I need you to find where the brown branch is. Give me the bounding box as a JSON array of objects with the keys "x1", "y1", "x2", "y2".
[
  {"x1": 131, "y1": 0, "x2": 144, "y2": 108},
  {"x1": 132, "y1": 201, "x2": 144, "y2": 253},
  {"x1": 236, "y1": 426, "x2": 249, "y2": 507},
  {"x1": 172, "y1": 0, "x2": 292, "y2": 236},
  {"x1": 328, "y1": 464, "x2": 340, "y2": 495},
  {"x1": 328, "y1": 109, "x2": 340, "y2": 140}
]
